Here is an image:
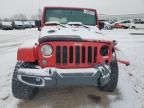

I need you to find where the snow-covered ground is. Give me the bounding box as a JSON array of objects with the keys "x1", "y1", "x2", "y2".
[{"x1": 0, "y1": 29, "x2": 144, "y2": 108}]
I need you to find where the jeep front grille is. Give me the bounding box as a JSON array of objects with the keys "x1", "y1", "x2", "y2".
[{"x1": 56, "y1": 46, "x2": 97, "y2": 65}]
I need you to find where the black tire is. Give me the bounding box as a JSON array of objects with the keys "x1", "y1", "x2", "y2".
[
  {"x1": 12, "y1": 62, "x2": 38, "y2": 100},
  {"x1": 124, "y1": 26, "x2": 128, "y2": 29},
  {"x1": 99, "y1": 60, "x2": 119, "y2": 92},
  {"x1": 131, "y1": 26, "x2": 136, "y2": 29},
  {"x1": 105, "y1": 26, "x2": 108, "y2": 30}
]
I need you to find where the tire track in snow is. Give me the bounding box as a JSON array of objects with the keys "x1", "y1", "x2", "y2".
[{"x1": 18, "y1": 87, "x2": 122, "y2": 108}]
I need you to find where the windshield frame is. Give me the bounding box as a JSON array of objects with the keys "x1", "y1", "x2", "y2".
[{"x1": 42, "y1": 7, "x2": 98, "y2": 27}]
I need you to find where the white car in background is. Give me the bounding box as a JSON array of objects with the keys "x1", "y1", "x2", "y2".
[
  {"x1": 103, "y1": 21, "x2": 113, "y2": 30},
  {"x1": 132, "y1": 20, "x2": 144, "y2": 29}
]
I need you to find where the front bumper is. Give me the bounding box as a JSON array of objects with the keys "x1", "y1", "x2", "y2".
[
  {"x1": 17, "y1": 64, "x2": 111, "y2": 88},
  {"x1": 2, "y1": 26, "x2": 13, "y2": 30},
  {"x1": 15, "y1": 25, "x2": 25, "y2": 29}
]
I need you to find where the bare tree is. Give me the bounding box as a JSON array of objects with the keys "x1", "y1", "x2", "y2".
[
  {"x1": 11, "y1": 13, "x2": 28, "y2": 21},
  {"x1": 31, "y1": 14, "x2": 39, "y2": 20}
]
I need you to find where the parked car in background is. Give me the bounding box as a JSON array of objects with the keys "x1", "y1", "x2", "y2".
[
  {"x1": 12, "y1": 21, "x2": 25, "y2": 29},
  {"x1": 112, "y1": 20, "x2": 131, "y2": 29},
  {"x1": 1, "y1": 21, "x2": 13, "y2": 30},
  {"x1": 103, "y1": 21, "x2": 113, "y2": 30},
  {"x1": 131, "y1": 20, "x2": 144, "y2": 29},
  {"x1": 23, "y1": 21, "x2": 32, "y2": 28},
  {"x1": 30, "y1": 21, "x2": 36, "y2": 28},
  {"x1": 0, "y1": 21, "x2": 2, "y2": 29}
]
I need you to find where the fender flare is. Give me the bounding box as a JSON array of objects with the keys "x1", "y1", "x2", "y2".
[{"x1": 17, "y1": 46, "x2": 38, "y2": 62}]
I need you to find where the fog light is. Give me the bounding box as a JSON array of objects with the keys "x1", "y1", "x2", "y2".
[{"x1": 42, "y1": 59, "x2": 47, "y2": 65}]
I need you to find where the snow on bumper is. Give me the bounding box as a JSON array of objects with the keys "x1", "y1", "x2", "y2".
[{"x1": 17, "y1": 64, "x2": 111, "y2": 87}]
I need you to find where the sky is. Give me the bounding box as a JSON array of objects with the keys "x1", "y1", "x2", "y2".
[{"x1": 0, "y1": 0, "x2": 144, "y2": 18}]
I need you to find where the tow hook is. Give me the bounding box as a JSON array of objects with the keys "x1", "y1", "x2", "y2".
[{"x1": 96, "y1": 64, "x2": 111, "y2": 87}]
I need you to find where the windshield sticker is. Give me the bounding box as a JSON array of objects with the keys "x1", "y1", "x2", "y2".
[{"x1": 84, "y1": 10, "x2": 95, "y2": 16}]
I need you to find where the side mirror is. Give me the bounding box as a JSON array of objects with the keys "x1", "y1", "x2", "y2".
[
  {"x1": 99, "y1": 21, "x2": 104, "y2": 30},
  {"x1": 35, "y1": 20, "x2": 41, "y2": 31}
]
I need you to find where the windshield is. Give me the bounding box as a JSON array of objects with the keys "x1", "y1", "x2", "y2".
[
  {"x1": 2, "y1": 21, "x2": 12, "y2": 25},
  {"x1": 15, "y1": 21, "x2": 23, "y2": 25},
  {"x1": 44, "y1": 8, "x2": 97, "y2": 26}
]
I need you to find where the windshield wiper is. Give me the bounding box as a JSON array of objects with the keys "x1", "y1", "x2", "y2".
[
  {"x1": 45, "y1": 21, "x2": 67, "y2": 28},
  {"x1": 67, "y1": 22, "x2": 90, "y2": 29}
]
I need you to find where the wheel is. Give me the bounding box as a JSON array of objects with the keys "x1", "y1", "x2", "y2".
[
  {"x1": 131, "y1": 26, "x2": 136, "y2": 29},
  {"x1": 124, "y1": 26, "x2": 128, "y2": 29},
  {"x1": 105, "y1": 26, "x2": 109, "y2": 30},
  {"x1": 12, "y1": 62, "x2": 38, "y2": 100},
  {"x1": 2, "y1": 27, "x2": 4, "y2": 30},
  {"x1": 98, "y1": 60, "x2": 119, "y2": 92}
]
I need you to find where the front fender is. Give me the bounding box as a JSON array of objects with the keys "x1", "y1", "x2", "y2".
[{"x1": 17, "y1": 47, "x2": 38, "y2": 62}]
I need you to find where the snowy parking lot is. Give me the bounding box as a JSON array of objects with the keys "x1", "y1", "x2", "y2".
[{"x1": 0, "y1": 29, "x2": 144, "y2": 108}]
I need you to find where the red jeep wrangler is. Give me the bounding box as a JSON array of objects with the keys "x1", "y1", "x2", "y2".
[{"x1": 12, "y1": 7, "x2": 129, "y2": 100}]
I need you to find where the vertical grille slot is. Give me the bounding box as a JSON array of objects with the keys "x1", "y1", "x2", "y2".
[
  {"x1": 75, "y1": 46, "x2": 80, "y2": 64},
  {"x1": 94, "y1": 47, "x2": 97, "y2": 63},
  {"x1": 62, "y1": 46, "x2": 67, "y2": 64},
  {"x1": 69, "y1": 46, "x2": 73, "y2": 63},
  {"x1": 82, "y1": 47, "x2": 85, "y2": 63},
  {"x1": 56, "y1": 46, "x2": 61, "y2": 64},
  {"x1": 88, "y1": 46, "x2": 92, "y2": 64}
]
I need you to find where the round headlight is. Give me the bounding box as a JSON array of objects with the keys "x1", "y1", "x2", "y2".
[{"x1": 41, "y1": 45, "x2": 52, "y2": 56}]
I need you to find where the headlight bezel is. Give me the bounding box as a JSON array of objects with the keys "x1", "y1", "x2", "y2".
[{"x1": 40, "y1": 44, "x2": 53, "y2": 57}]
